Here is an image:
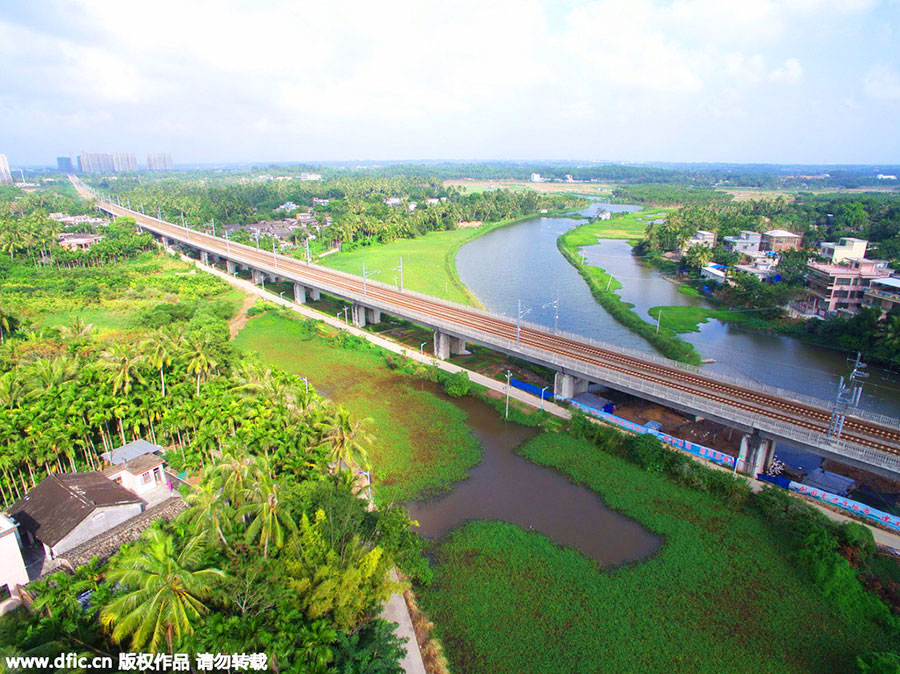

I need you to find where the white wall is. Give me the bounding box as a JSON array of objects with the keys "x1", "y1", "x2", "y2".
[
  {"x1": 0, "y1": 529, "x2": 28, "y2": 597},
  {"x1": 52, "y1": 503, "x2": 143, "y2": 556}
]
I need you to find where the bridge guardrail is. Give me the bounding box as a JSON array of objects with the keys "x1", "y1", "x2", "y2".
[{"x1": 96, "y1": 197, "x2": 900, "y2": 450}]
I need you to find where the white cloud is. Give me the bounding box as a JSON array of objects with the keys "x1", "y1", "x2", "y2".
[
  {"x1": 770, "y1": 58, "x2": 804, "y2": 83},
  {"x1": 863, "y1": 64, "x2": 900, "y2": 100}
]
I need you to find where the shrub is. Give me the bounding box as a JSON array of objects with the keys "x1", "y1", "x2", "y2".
[
  {"x1": 437, "y1": 369, "x2": 470, "y2": 398},
  {"x1": 841, "y1": 522, "x2": 877, "y2": 565},
  {"x1": 857, "y1": 651, "x2": 900, "y2": 674},
  {"x1": 627, "y1": 434, "x2": 668, "y2": 473}
]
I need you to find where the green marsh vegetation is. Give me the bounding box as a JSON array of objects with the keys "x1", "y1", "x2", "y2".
[{"x1": 420, "y1": 427, "x2": 900, "y2": 674}]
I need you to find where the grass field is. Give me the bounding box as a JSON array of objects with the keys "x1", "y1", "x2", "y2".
[
  {"x1": 561, "y1": 208, "x2": 673, "y2": 246},
  {"x1": 419, "y1": 432, "x2": 895, "y2": 674},
  {"x1": 317, "y1": 218, "x2": 537, "y2": 306},
  {"x1": 232, "y1": 311, "x2": 481, "y2": 503},
  {"x1": 648, "y1": 304, "x2": 751, "y2": 333}
]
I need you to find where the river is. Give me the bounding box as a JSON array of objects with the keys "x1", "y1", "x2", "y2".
[{"x1": 456, "y1": 202, "x2": 900, "y2": 418}]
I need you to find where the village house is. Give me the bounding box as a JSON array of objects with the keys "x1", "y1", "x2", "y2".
[
  {"x1": 722, "y1": 230, "x2": 761, "y2": 255},
  {"x1": 819, "y1": 237, "x2": 869, "y2": 264},
  {"x1": 0, "y1": 514, "x2": 29, "y2": 596},
  {"x1": 761, "y1": 229, "x2": 802, "y2": 252},
  {"x1": 796, "y1": 257, "x2": 892, "y2": 317},
  {"x1": 861, "y1": 277, "x2": 900, "y2": 318},
  {"x1": 700, "y1": 263, "x2": 728, "y2": 284},
  {"x1": 7, "y1": 473, "x2": 144, "y2": 560},
  {"x1": 57, "y1": 233, "x2": 103, "y2": 251},
  {"x1": 101, "y1": 439, "x2": 169, "y2": 497},
  {"x1": 683, "y1": 230, "x2": 716, "y2": 252}
]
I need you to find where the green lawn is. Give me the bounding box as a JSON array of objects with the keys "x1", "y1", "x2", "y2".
[
  {"x1": 420, "y1": 433, "x2": 894, "y2": 674},
  {"x1": 318, "y1": 217, "x2": 533, "y2": 306},
  {"x1": 232, "y1": 311, "x2": 481, "y2": 503}
]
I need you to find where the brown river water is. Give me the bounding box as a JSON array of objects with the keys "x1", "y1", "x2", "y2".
[{"x1": 404, "y1": 391, "x2": 661, "y2": 567}]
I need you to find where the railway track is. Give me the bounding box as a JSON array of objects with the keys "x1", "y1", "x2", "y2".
[{"x1": 90, "y1": 193, "x2": 900, "y2": 457}]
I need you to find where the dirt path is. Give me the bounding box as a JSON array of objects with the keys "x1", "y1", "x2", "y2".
[{"x1": 228, "y1": 294, "x2": 257, "y2": 339}]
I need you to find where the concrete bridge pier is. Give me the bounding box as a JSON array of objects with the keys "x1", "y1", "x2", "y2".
[
  {"x1": 293, "y1": 283, "x2": 306, "y2": 303},
  {"x1": 226, "y1": 260, "x2": 237, "y2": 274},
  {"x1": 553, "y1": 372, "x2": 589, "y2": 400},
  {"x1": 307, "y1": 287, "x2": 321, "y2": 301},
  {"x1": 450, "y1": 337, "x2": 468, "y2": 355},
  {"x1": 739, "y1": 433, "x2": 775, "y2": 476},
  {"x1": 351, "y1": 304, "x2": 367, "y2": 328},
  {"x1": 161, "y1": 236, "x2": 171, "y2": 248},
  {"x1": 252, "y1": 269, "x2": 266, "y2": 286},
  {"x1": 365, "y1": 308, "x2": 382, "y2": 324},
  {"x1": 433, "y1": 331, "x2": 450, "y2": 360},
  {"x1": 200, "y1": 251, "x2": 209, "y2": 265}
]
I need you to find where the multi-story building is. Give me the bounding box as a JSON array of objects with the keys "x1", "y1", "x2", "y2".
[
  {"x1": 861, "y1": 277, "x2": 900, "y2": 318},
  {"x1": 682, "y1": 230, "x2": 716, "y2": 252},
  {"x1": 112, "y1": 153, "x2": 137, "y2": 172},
  {"x1": 819, "y1": 237, "x2": 868, "y2": 264},
  {"x1": 722, "y1": 230, "x2": 761, "y2": 254},
  {"x1": 146, "y1": 152, "x2": 173, "y2": 171},
  {"x1": 761, "y1": 229, "x2": 802, "y2": 252},
  {"x1": 56, "y1": 156, "x2": 74, "y2": 173},
  {"x1": 79, "y1": 152, "x2": 115, "y2": 174},
  {"x1": 799, "y1": 258, "x2": 892, "y2": 317},
  {"x1": 0, "y1": 154, "x2": 12, "y2": 186}
]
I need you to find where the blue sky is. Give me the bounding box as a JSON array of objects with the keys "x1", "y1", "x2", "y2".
[{"x1": 1, "y1": 0, "x2": 898, "y2": 166}]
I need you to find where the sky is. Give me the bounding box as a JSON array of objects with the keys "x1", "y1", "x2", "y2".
[{"x1": 1, "y1": 0, "x2": 899, "y2": 166}]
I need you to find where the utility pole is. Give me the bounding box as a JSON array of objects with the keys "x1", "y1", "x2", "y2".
[
  {"x1": 362, "y1": 264, "x2": 380, "y2": 295},
  {"x1": 211, "y1": 218, "x2": 215, "y2": 236},
  {"x1": 226, "y1": 230, "x2": 230, "y2": 253},
  {"x1": 393, "y1": 258, "x2": 404, "y2": 291},
  {"x1": 305, "y1": 237, "x2": 311, "y2": 264},
  {"x1": 656, "y1": 309, "x2": 662, "y2": 334},
  {"x1": 272, "y1": 239, "x2": 277, "y2": 267},
  {"x1": 827, "y1": 352, "x2": 867, "y2": 440},
  {"x1": 516, "y1": 300, "x2": 531, "y2": 346},
  {"x1": 505, "y1": 370, "x2": 512, "y2": 419},
  {"x1": 542, "y1": 290, "x2": 559, "y2": 332},
  {"x1": 255, "y1": 229, "x2": 260, "y2": 249},
  {"x1": 157, "y1": 206, "x2": 161, "y2": 220}
]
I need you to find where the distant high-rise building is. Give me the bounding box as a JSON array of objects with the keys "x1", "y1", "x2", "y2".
[
  {"x1": 57, "y1": 156, "x2": 74, "y2": 173},
  {"x1": 112, "y1": 152, "x2": 137, "y2": 172},
  {"x1": 146, "y1": 152, "x2": 173, "y2": 171},
  {"x1": 79, "y1": 152, "x2": 114, "y2": 174},
  {"x1": 0, "y1": 154, "x2": 12, "y2": 186}
]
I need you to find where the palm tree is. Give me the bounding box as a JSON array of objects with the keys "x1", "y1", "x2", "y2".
[
  {"x1": 100, "y1": 529, "x2": 225, "y2": 653},
  {"x1": 186, "y1": 336, "x2": 217, "y2": 395},
  {"x1": 315, "y1": 406, "x2": 372, "y2": 473},
  {"x1": 100, "y1": 344, "x2": 146, "y2": 396},
  {"x1": 238, "y1": 460, "x2": 296, "y2": 557},
  {"x1": 178, "y1": 480, "x2": 234, "y2": 549},
  {"x1": 877, "y1": 311, "x2": 900, "y2": 355},
  {"x1": 144, "y1": 330, "x2": 173, "y2": 397}
]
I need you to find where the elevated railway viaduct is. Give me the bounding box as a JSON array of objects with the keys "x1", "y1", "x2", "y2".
[{"x1": 76, "y1": 179, "x2": 900, "y2": 479}]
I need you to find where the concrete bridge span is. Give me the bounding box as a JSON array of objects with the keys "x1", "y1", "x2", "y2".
[{"x1": 78, "y1": 180, "x2": 900, "y2": 478}]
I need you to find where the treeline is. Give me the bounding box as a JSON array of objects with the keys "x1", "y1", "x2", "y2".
[
  {"x1": 0, "y1": 181, "x2": 96, "y2": 217},
  {"x1": 611, "y1": 183, "x2": 734, "y2": 206},
  {"x1": 640, "y1": 194, "x2": 900, "y2": 261},
  {"x1": 330, "y1": 189, "x2": 579, "y2": 246},
  {"x1": 91, "y1": 173, "x2": 583, "y2": 246}
]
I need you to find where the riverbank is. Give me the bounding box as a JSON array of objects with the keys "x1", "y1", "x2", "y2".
[
  {"x1": 207, "y1": 258, "x2": 900, "y2": 673},
  {"x1": 318, "y1": 213, "x2": 558, "y2": 306},
  {"x1": 557, "y1": 221, "x2": 703, "y2": 365},
  {"x1": 418, "y1": 433, "x2": 896, "y2": 674}
]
